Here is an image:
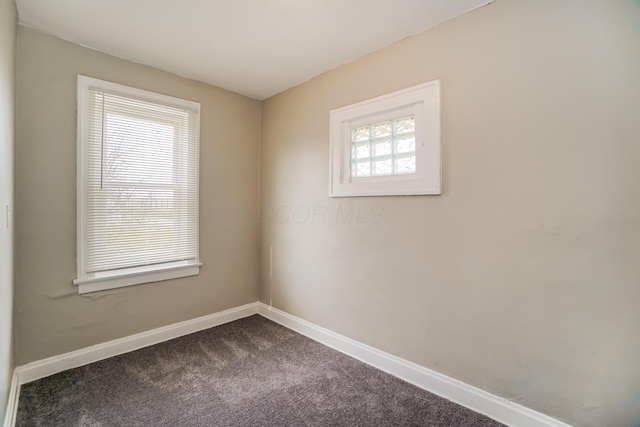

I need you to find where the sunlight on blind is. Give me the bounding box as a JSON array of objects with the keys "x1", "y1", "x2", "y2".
[{"x1": 85, "y1": 89, "x2": 199, "y2": 273}]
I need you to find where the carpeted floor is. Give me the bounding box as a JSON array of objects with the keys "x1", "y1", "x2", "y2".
[{"x1": 16, "y1": 315, "x2": 504, "y2": 426}]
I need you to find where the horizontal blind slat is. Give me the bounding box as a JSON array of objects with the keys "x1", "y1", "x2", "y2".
[{"x1": 83, "y1": 86, "x2": 199, "y2": 274}]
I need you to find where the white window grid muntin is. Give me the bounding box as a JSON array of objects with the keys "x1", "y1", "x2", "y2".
[
  {"x1": 339, "y1": 103, "x2": 428, "y2": 185},
  {"x1": 349, "y1": 110, "x2": 418, "y2": 179}
]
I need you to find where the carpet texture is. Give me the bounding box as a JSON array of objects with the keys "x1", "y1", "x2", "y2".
[{"x1": 16, "y1": 315, "x2": 504, "y2": 426}]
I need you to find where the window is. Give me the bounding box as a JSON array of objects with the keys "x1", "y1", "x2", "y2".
[
  {"x1": 329, "y1": 80, "x2": 441, "y2": 197},
  {"x1": 74, "y1": 76, "x2": 201, "y2": 294},
  {"x1": 351, "y1": 115, "x2": 417, "y2": 177}
]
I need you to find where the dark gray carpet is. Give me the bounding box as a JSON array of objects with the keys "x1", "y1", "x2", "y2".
[{"x1": 16, "y1": 315, "x2": 504, "y2": 426}]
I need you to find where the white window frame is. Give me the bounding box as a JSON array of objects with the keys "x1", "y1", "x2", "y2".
[
  {"x1": 329, "y1": 80, "x2": 442, "y2": 197},
  {"x1": 74, "y1": 76, "x2": 201, "y2": 294}
]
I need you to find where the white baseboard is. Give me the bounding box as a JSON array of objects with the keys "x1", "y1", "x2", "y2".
[
  {"x1": 16, "y1": 302, "x2": 258, "y2": 385},
  {"x1": 257, "y1": 302, "x2": 572, "y2": 427},
  {"x1": 5, "y1": 302, "x2": 259, "y2": 427},
  {"x1": 2, "y1": 371, "x2": 19, "y2": 427},
  {"x1": 5, "y1": 301, "x2": 572, "y2": 427}
]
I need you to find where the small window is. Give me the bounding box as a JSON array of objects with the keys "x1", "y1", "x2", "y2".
[
  {"x1": 350, "y1": 115, "x2": 416, "y2": 178},
  {"x1": 330, "y1": 80, "x2": 441, "y2": 197},
  {"x1": 74, "y1": 76, "x2": 201, "y2": 294}
]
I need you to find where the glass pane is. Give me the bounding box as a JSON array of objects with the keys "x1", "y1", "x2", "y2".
[
  {"x1": 396, "y1": 136, "x2": 415, "y2": 154},
  {"x1": 395, "y1": 156, "x2": 416, "y2": 174},
  {"x1": 374, "y1": 140, "x2": 392, "y2": 156},
  {"x1": 374, "y1": 121, "x2": 392, "y2": 138},
  {"x1": 395, "y1": 116, "x2": 415, "y2": 134},
  {"x1": 356, "y1": 162, "x2": 371, "y2": 177},
  {"x1": 374, "y1": 159, "x2": 393, "y2": 175},
  {"x1": 349, "y1": 114, "x2": 418, "y2": 178},
  {"x1": 354, "y1": 144, "x2": 370, "y2": 159},
  {"x1": 352, "y1": 126, "x2": 370, "y2": 142}
]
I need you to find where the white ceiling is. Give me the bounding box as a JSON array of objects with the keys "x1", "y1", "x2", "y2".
[{"x1": 15, "y1": 0, "x2": 493, "y2": 100}]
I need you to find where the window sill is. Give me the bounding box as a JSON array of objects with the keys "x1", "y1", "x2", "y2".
[{"x1": 73, "y1": 261, "x2": 202, "y2": 294}]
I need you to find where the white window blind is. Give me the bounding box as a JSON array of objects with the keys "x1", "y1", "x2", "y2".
[{"x1": 75, "y1": 76, "x2": 201, "y2": 293}]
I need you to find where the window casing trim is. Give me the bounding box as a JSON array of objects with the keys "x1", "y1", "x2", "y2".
[{"x1": 75, "y1": 75, "x2": 200, "y2": 294}]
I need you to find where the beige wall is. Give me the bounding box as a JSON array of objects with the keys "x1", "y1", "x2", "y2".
[
  {"x1": 0, "y1": 0, "x2": 16, "y2": 421},
  {"x1": 15, "y1": 27, "x2": 261, "y2": 364},
  {"x1": 259, "y1": 1, "x2": 640, "y2": 426}
]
